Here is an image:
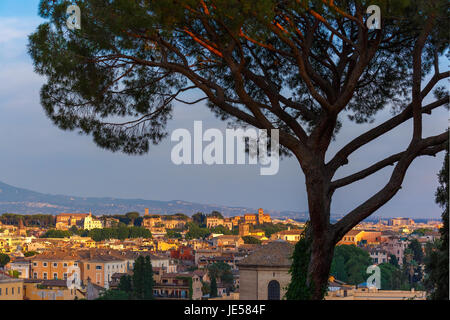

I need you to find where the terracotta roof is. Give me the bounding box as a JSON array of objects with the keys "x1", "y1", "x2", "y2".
[
  {"x1": 276, "y1": 229, "x2": 303, "y2": 235},
  {"x1": 237, "y1": 240, "x2": 294, "y2": 267},
  {"x1": 58, "y1": 213, "x2": 90, "y2": 217},
  {"x1": 345, "y1": 230, "x2": 363, "y2": 236}
]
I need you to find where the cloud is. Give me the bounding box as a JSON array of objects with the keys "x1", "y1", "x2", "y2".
[{"x1": 0, "y1": 17, "x2": 41, "y2": 43}]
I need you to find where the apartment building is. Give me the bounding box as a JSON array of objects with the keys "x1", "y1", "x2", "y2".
[
  {"x1": 0, "y1": 271, "x2": 24, "y2": 300},
  {"x1": 153, "y1": 272, "x2": 202, "y2": 300},
  {"x1": 30, "y1": 252, "x2": 80, "y2": 282},
  {"x1": 23, "y1": 279, "x2": 84, "y2": 300},
  {"x1": 78, "y1": 253, "x2": 127, "y2": 289}
]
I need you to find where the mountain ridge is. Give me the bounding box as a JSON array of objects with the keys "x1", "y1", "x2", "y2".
[{"x1": 0, "y1": 180, "x2": 310, "y2": 219}]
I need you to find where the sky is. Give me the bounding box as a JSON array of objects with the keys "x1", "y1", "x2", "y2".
[{"x1": 0, "y1": 1, "x2": 448, "y2": 219}]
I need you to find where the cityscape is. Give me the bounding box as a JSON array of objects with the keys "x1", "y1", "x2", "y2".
[
  {"x1": 0, "y1": 207, "x2": 445, "y2": 300},
  {"x1": 0, "y1": 0, "x2": 448, "y2": 311}
]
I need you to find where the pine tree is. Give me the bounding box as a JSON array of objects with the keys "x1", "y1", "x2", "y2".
[
  {"x1": 132, "y1": 256, "x2": 145, "y2": 299},
  {"x1": 425, "y1": 152, "x2": 449, "y2": 299},
  {"x1": 142, "y1": 256, "x2": 154, "y2": 300},
  {"x1": 210, "y1": 277, "x2": 218, "y2": 298}
]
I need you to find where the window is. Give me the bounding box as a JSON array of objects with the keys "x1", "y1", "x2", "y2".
[
  {"x1": 11, "y1": 288, "x2": 14, "y2": 295},
  {"x1": 64, "y1": 273, "x2": 68, "y2": 280},
  {"x1": 53, "y1": 273, "x2": 58, "y2": 280},
  {"x1": 5, "y1": 288, "x2": 8, "y2": 295},
  {"x1": 0, "y1": 288, "x2": 2, "y2": 296},
  {"x1": 53, "y1": 263, "x2": 58, "y2": 267},
  {"x1": 33, "y1": 262, "x2": 37, "y2": 267},
  {"x1": 43, "y1": 262, "x2": 48, "y2": 267},
  {"x1": 63, "y1": 263, "x2": 68, "y2": 268},
  {"x1": 33, "y1": 272, "x2": 38, "y2": 279},
  {"x1": 267, "y1": 280, "x2": 280, "y2": 300},
  {"x1": 96, "y1": 265, "x2": 102, "y2": 270},
  {"x1": 87, "y1": 264, "x2": 90, "y2": 270},
  {"x1": 74, "y1": 263, "x2": 78, "y2": 267},
  {"x1": 43, "y1": 273, "x2": 48, "y2": 280},
  {"x1": 18, "y1": 287, "x2": 20, "y2": 294}
]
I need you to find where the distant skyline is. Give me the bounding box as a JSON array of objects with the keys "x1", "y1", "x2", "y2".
[{"x1": 0, "y1": 0, "x2": 448, "y2": 219}]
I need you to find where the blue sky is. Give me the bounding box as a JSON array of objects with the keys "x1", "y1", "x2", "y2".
[{"x1": 0, "y1": 1, "x2": 447, "y2": 218}]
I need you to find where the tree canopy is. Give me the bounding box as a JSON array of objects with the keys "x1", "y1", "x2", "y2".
[{"x1": 28, "y1": 0, "x2": 449, "y2": 299}]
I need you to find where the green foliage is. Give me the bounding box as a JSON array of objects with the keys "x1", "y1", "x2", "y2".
[
  {"x1": 208, "y1": 262, "x2": 233, "y2": 287},
  {"x1": 0, "y1": 214, "x2": 54, "y2": 227},
  {"x1": 185, "y1": 222, "x2": 210, "y2": 240},
  {"x1": 389, "y1": 254, "x2": 399, "y2": 268},
  {"x1": 425, "y1": 152, "x2": 449, "y2": 300},
  {"x1": 209, "y1": 211, "x2": 224, "y2": 219},
  {"x1": 177, "y1": 276, "x2": 193, "y2": 299},
  {"x1": 0, "y1": 253, "x2": 10, "y2": 267},
  {"x1": 166, "y1": 229, "x2": 182, "y2": 239},
  {"x1": 8, "y1": 270, "x2": 20, "y2": 278},
  {"x1": 286, "y1": 228, "x2": 313, "y2": 300},
  {"x1": 412, "y1": 228, "x2": 434, "y2": 236},
  {"x1": 210, "y1": 277, "x2": 218, "y2": 298},
  {"x1": 118, "y1": 274, "x2": 133, "y2": 296},
  {"x1": 201, "y1": 281, "x2": 210, "y2": 295},
  {"x1": 210, "y1": 225, "x2": 233, "y2": 235},
  {"x1": 97, "y1": 290, "x2": 129, "y2": 300},
  {"x1": 408, "y1": 239, "x2": 424, "y2": 264},
  {"x1": 192, "y1": 212, "x2": 206, "y2": 227},
  {"x1": 242, "y1": 236, "x2": 262, "y2": 244},
  {"x1": 88, "y1": 226, "x2": 151, "y2": 242},
  {"x1": 23, "y1": 251, "x2": 38, "y2": 257},
  {"x1": 40, "y1": 229, "x2": 72, "y2": 238},
  {"x1": 98, "y1": 256, "x2": 153, "y2": 300},
  {"x1": 132, "y1": 256, "x2": 154, "y2": 300},
  {"x1": 330, "y1": 245, "x2": 372, "y2": 285},
  {"x1": 258, "y1": 223, "x2": 292, "y2": 238},
  {"x1": 378, "y1": 263, "x2": 410, "y2": 290}
]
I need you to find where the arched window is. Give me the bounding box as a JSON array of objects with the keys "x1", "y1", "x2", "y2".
[{"x1": 267, "y1": 280, "x2": 280, "y2": 300}]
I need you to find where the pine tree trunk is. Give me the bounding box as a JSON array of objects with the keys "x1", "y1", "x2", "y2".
[
  {"x1": 303, "y1": 164, "x2": 335, "y2": 300},
  {"x1": 307, "y1": 235, "x2": 335, "y2": 299}
]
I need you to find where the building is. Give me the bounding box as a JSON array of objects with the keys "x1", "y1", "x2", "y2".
[
  {"x1": 6, "y1": 258, "x2": 31, "y2": 279},
  {"x1": 83, "y1": 215, "x2": 103, "y2": 230},
  {"x1": 23, "y1": 279, "x2": 84, "y2": 300},
  {"x1": 206, "y1": 217, "x2": 224, "y2": 229},
  {"x1": 153, "y1": 273, "x2": 202, "y2": 300},
  {"x1": 0, "y1": 271, "x2": 24, "y2": 300},
  {"x1": 337, "y1": 230, "x2": 365, "y2": 245},
  {"x1": 368, "y1": 249, "x2": 388, "y2": 264},
  {"x1": 78, "y1": 253, "x2": 127, "y2": 289},
  {"x1": 257, "y1": 209, "x2": 271, "y2": 224},
  {"x1": 388, "y1": 218, "x2": 415, "y2": 226},
  {"x1": 326, "y1": 286, "x2": 426, "y2": 300},
  {"x1": 270, "y1": 228, "x2": 303, "y2": 242},
  {"x1": 239, "y1": 224, "x2": 250, "y2": 237},
  {"x1": 170, "y1": 246, "x2": 194, "y2": 261},
  {"x1": 223, "y1": 218, "x2": 233, "y2": 230},
  {"x1": 30, "y1": 252, "x2": 81, "y2": 282},
  {"x1": 142, "y1": 215, "x2": 187, "y2": 230},
  {"x1": 244, "y1": 214, "x2": 258, "y2": 225},
  {"x1": 381, "y1": 236, "x2": 409, "y2": 266},
  {"x1": 211, "y1": 235, "x2": 244, "y2": 248},
  {"x1": 238, "y1": 240, "x2": 294, "y2": 300},
  {"x1": 56, "y1": 213, "x2": 90, "y2": 230}
]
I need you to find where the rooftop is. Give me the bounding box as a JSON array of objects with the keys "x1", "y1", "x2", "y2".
[{"x1": 237, "y1": 240, "x2": 294, "y2": 267}]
